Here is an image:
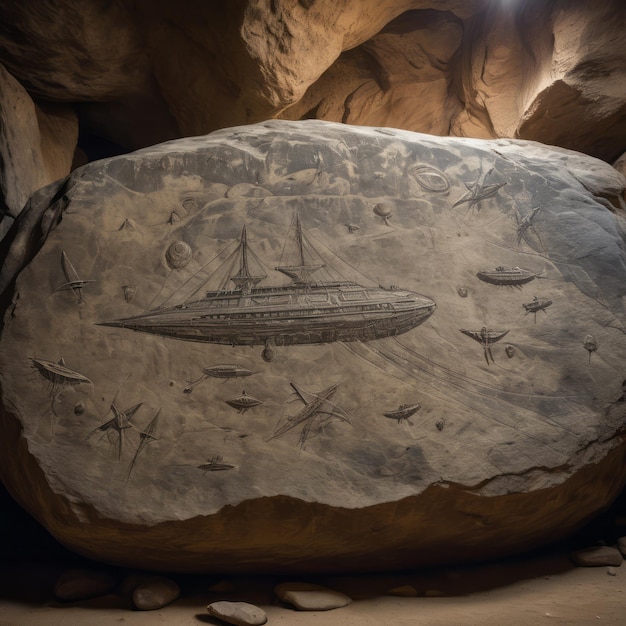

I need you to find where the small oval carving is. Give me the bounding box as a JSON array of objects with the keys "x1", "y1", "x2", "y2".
[
  {"x1": 262, "y1": 343, "x2": 276, "y2": 362},
  {"x1": 122, "y1": 284, "x2": 137, "y2": 303},
  {"x1": 410, "y1": 165, "x2": 450, "y2": 192},
  {"x1": 166, "y1": 241, "x2": 192, "y2": 269}
]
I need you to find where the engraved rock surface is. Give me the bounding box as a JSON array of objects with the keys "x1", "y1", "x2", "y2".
[
  {"x1": 54, "y1": 568, "x2": 117, "y2": 602},
  {"x1": 0, "y1": 120, "x2": 625, "y2": 573}
]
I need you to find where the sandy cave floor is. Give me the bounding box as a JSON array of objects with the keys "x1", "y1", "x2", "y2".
[
  {"x1": 2, "y1": 484, "x2": 626, "y2": 626},
  {"x1": 1, "y1": 550, "x2": 626, "y2": 626}
]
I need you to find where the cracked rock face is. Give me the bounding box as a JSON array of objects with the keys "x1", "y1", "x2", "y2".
[{"x1": 1, "y1": 120, "x2": 625, "y2": 573}]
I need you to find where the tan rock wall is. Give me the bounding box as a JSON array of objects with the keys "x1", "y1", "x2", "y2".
[
  {"x1": 0, "y1": 64, "x2": 77, "y2": 230},
  {"x1": 1, "y1": 0, "x2": 623, "y2": 160}
]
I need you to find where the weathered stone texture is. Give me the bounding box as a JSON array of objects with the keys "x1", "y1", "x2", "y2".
[{"x1": 0, "y1": 121, "x2": 624, "y2": 573}]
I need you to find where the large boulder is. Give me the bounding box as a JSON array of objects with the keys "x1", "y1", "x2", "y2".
[{"x1": 1, "y1": 120, "x2": 625, "y2": 573}]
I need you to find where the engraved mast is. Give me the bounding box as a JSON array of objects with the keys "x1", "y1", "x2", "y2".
[
  {"x1": 230, "y1": 225, "x2": 266, "y2": 294},
  {"x1": 275, "y1": 214, "x2": 324, "y2": 286}
]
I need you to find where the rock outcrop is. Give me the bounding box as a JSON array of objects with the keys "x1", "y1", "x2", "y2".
[
  {"x1": 0, "y1": 1, "x2": 623, "y2": 158},
  {"x1": 0, "y1": 63, "x2": 77, "y2": 237},
  {"x1": 0, "y1": 121, "x2": 625, "y2": 573}
]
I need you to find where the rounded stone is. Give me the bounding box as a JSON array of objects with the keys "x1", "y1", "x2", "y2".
[
  {"x1": 387, "y1": 585, "x2": 419, "y2": 597},
  {"x1": 132, "y1": 576, "x2": 180, "y2": 610},
  {"x1": 0, "y1": 120, "x2": 625, "y2": 574},
  {"x1": 275, "y1": 582, "x2": 352, "y2": 610},
  {"x1": 165, "y1": 240, "x2": 192, "y2": 269},
  {"x1": 207, "y1": 601, "x2": 267, "y2": 626},
  {"x1": 54, "y1": 568, "x2": 117, "y2": 602},
  {"x1": 570, "y1": 546, "x2": 623, "y2": 567}
]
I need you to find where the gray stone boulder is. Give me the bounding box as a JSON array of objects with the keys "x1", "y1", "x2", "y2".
[
  {"x1": 275, "y1": 582, "x2": 352, "y2": 610},
  {"x1": 0, "y1": 120, "x2": 625, "y2": 573},
  {"x1": 570, "y1": 546, "x2": 623, "y2": 568}
]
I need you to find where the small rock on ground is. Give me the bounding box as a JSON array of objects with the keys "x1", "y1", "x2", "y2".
[
  {"x1": 570, "y1": 546, "x2": 623, "y2": 567},
  {"x1": 424, "y1": 589, "x2": 445, "y2": 597},
  {"x1": 207, "y1": 601, "x2": 267, "y2": 625},
  {"x1": 275, "y1": 582, "x2": 352, "y2": 611},
  {"x1": 132, "y1": 576, "x2": 180, "y2": 610},
  {"x1": 387, "y1": 585, "x2": 419, "y2": 597},
  {"x1": 54, "y1": 568, "x2": 117, "y2": 602}
]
